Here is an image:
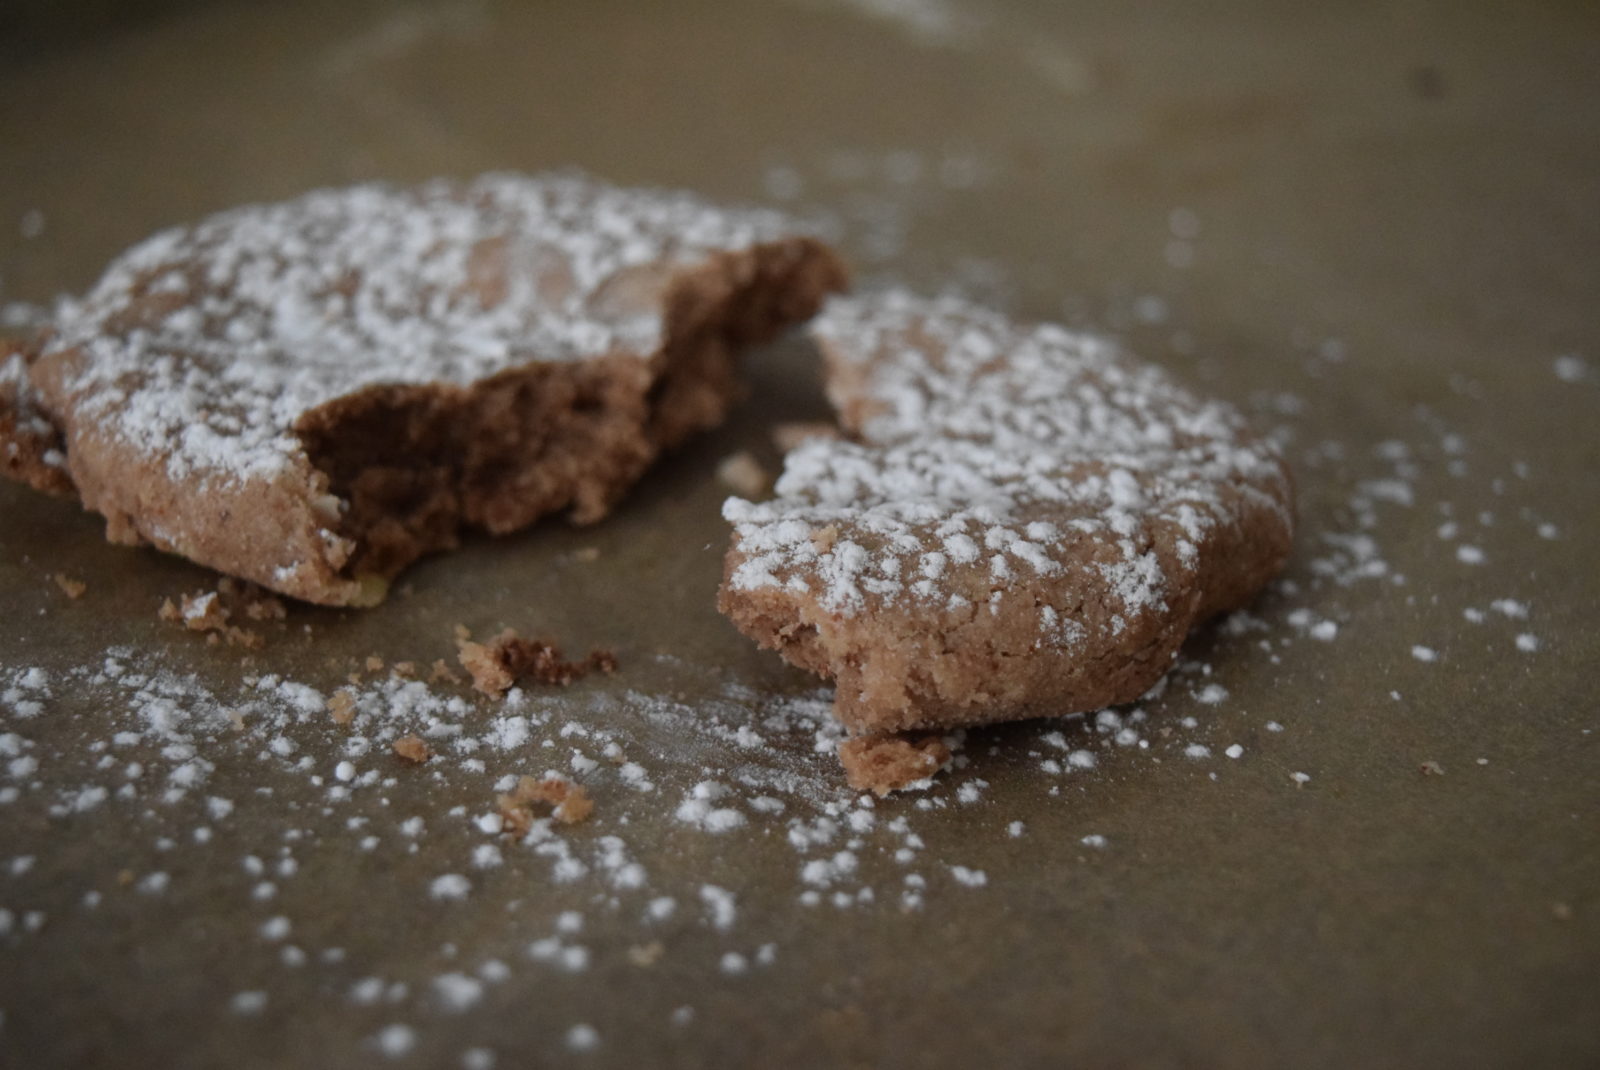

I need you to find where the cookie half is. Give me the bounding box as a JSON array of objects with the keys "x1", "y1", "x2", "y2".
[
  {"x1": 5, "y1": 174, "x2": 846, "y2": 605},
  {"x1": 720, "y1": 291, "x2": 1293, "y2": 735}
]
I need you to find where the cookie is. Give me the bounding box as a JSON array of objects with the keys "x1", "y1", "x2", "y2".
[
  {"x1": 4, "y1": 173, "x2": 846, "y2": 605},
  {"x1": 719, "y1": 291, "x2": 1294, "y2": 736}
]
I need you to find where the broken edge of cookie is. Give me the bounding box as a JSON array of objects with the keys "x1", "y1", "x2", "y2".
[
  {"x1": 0, "y1": 338, "x2": 73, "y2": 497},
  {"x1": 3, "y1": 175, "x2": 849, "y2": 607},
  {"x1": 838, "y1": 733, "x2": 954, "y2": 796}
]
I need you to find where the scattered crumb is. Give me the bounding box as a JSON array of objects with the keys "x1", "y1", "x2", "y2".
[
  {"x1": 1419, "y1": 760, "x2": 1445, "y2": 776},
  {"x1": 393, "y1": 736, "x2": 432, "y2": 763},
  {"x1": 52, "y1": 573, "x2": 86, "y2": 599},
  {"x1": 428, "y1": 659, "x2": 462, "y2": 685},
  {"x1": 456, "y1": 628, "x2": 618, "y2": 698},
  {"x1": 158, "y1": 580, "x2": 283, "y2": 647},
  {"x1": 328, "y1": 690, "x2": 357, "y2": 726},
  {"x1": 627, "y1": 941, "x2": 665, "y2": 967},
  {"x1": 226, "y1": 579, "x2": 286, "y2": 622},
  {"x1": 715, "y1": 450, "x2": 770, "y2": 498},
  {"x1": 497, "y1": 775, "x2": 594, "y2": 836},
  {"x1": 838, "y1": 734, "x2": 952, "y2": 796}
]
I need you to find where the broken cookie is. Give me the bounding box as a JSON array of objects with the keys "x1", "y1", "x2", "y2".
[
  {"x1": 719, "y1": 290, "x2": 1294, "y2": 737},
  {"x1": 2, "y1": 173, "x2": 846, "y2": 605}
]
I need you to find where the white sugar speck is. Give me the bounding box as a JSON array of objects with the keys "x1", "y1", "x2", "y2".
[
  {"x1": 432, "y1": 973, "x2": 485, "y2": 1013},
  {"x1": 1411, "y1": 645, "x2": 1438, "y2": 663},
  {"x1": 135, "y1": 872, "x2": 170, "y2": 895},
  {"x1": 949, "y1": 865, "x2": 987, "y2": 887},
  {"x1": 1553, "y1": 354, "x2": 1589, "y2": 383},
  {"x1": 1515, "y1": 633, "x2": 1540, "y2": 652},
  {"x1": 1224, "y1": 744, "x2": 1244, "y2": 759},
  {"x1": 1491, "y1": 599, "x2": 1529, "y2": 619},
  {"x1": 230, "y1": 991, "x2": 267, "y2": 1016},
  {"x1": 373, "y1": 1024, "x2": 417, "y2": 1059},
  {"x1": 430, "y1": 874, "x2": 472, "y2": 901},
  {"x1": 566, "y1": 1024, "x2": 600, "y2": 1052},
  {"x1": 699, "y1": 884, "x2": 738, "y2": 931}
]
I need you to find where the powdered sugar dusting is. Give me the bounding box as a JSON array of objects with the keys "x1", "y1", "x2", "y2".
[
  {"x1": 38, "y1": 173, "x2": 793, "y2": 487},
  {"x1": 725, "y1": 291, "x2": 1291, "y2": 641}
]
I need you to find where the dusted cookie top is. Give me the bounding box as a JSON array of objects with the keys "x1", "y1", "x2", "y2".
[
  {"x1": 726, "y1": 291, "x2": 1287, "y2": 624},
  {"x1": 720, "y1": 291, "x2": 1293, "y2": 734},
  {"x1": 40, "y1": 173, "x2": 795, "y2": 487}
]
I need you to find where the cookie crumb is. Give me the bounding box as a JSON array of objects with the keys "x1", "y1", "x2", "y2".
[
  {"x1": 327, "y1": 690, "x2": 357, "y2": 726},
  {"x1": 159, "y1": 581, "x2": 278, "y2": 647},
  {"x1": 627, "y1": 941, "x2": 665, "y2": 967},
  {"x1": 1419, "y1": 760, "x2": 1445, "y2": 776},
  {"x1": 716, "y1": 450, "x2": 770, "y2": 498},
  {"x1": 220, "y1": 578, "x2": 285, "y2": 621},
  {"x1": 457, "y1": 628, "x2": 617, "y2": 698},
  {"x1": 392, "y1": 735, "x2": 432, "y2": 763},
  {"x1": 428, "y1": 659, "x2": 462, "y2": 686},
  {"x1": 496, "y1": 774, "x2": 594, "y2": 836},
  {"x1": 838, "y1": 734, "x2": 952, "y2": 796},
  {"x1": 52, "y1": 573, "x2": 86, "y2": 599}
]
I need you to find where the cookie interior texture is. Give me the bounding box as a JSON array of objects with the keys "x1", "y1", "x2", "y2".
[
  {"x1": 719, "y1": 291, "x2": 1294, "y2": 736},
  {"x1": 0, "y1": 342, "x2": 73, "y2": 497},
  {"x1": 0, "y1": 174, "x2": 847, "y2": 605}
]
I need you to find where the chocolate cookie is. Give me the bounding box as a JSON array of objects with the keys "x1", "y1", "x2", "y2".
[
  {"x1": 719, "y1": 291, "x2": 1293, "y2": 736},
  {"x1": 2, "y1": 174, "x2": 846, "y2": 605}
]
